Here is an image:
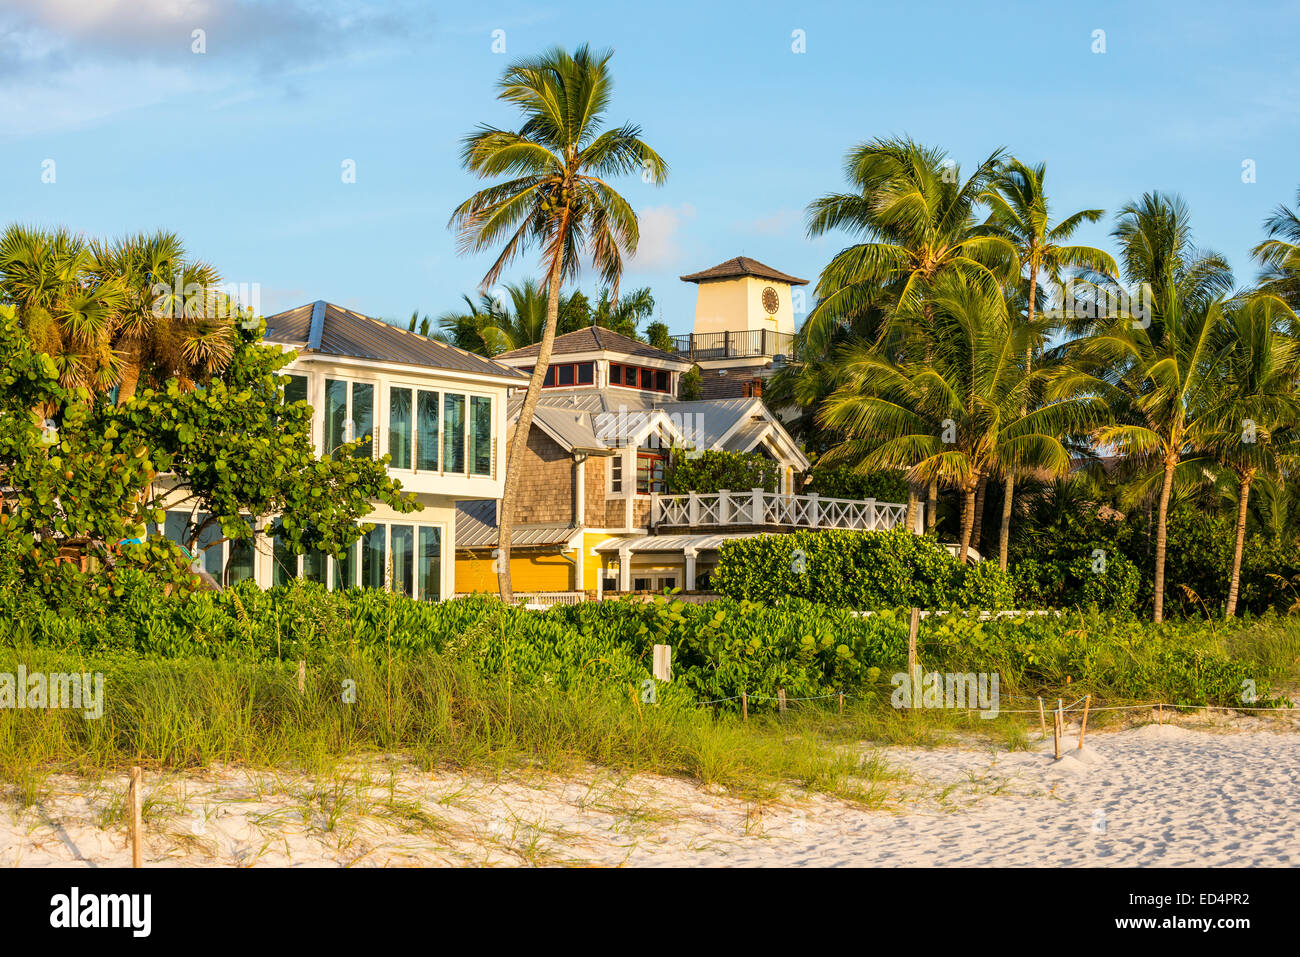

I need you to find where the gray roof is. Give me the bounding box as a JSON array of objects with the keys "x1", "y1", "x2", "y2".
[
  {"x1": 594, "y1": 532, "x2": 769, "y2": 553},
  {"x1": 496, "y1": 326, "x2": 687, "y2": 365},
  {"x1": 265, "y1": 301, "x2": 526, "y2": 380},
  {"x1": 454, "y1": 499, "x2": 577, "y2": 548},
  {"x1": 680, "y1": 256, "x2": 808, "y2": 286},
  {"x1": 509, "y1": 391, "x2": 767, "y2": 453}
]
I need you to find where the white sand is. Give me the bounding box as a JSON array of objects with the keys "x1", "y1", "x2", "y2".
[{"x1": 4, "y1": 719, "x2": 1299, "y2": 867}]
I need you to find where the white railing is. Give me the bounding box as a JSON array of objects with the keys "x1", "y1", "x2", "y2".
[
  {"x1": 453, "y1": 591, "x2": 585, "y2": 606},
  {"x1": 650, "y1": 489, "x2": 913, "y2": 532}
]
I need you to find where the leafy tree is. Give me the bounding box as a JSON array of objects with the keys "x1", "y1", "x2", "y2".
[
  {"x1": 450, "y1": 45, "x2": 666, "y2": 601},
  {"x1": 664, "y1": 449, "x2": 779, "y2": 495}
]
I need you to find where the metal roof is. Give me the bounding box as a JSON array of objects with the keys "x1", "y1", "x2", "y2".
[
  {"x1": 594, "y1": 532, "x2": 771, "y2": 553},
  {"x1": 454, "y1": 499, "x2": 577, "y2": 548},
  {"x1": 265, "y1": 301, "x2": 526, "y2": 380}
]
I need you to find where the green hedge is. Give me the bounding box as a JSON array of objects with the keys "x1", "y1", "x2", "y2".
[{"x1": 711, "y1": 528, "x2": 1014, "y2": 610}]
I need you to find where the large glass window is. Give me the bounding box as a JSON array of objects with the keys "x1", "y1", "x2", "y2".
[
  {"x1": 390, "y1": 525, "x2": 414, "y2": 597},
  {"x1": 228, "y1": 539, "x2": 255, "y2": 585},
  {"x1": 470, "y1": 396, "x2": 492, "y2": 477},
  {"x1": 361, "y1": 524, "x2": 386, "y2": 590},
  {"x1": 273, "y1": 533, "x2": 296, "y2": 586},
  {"x1": 333, "y1": 541, "x2": 356, "y2": 590},
  {"x1": 389, "y1": 387, "x2": 412, "y2": 469},
  {"x1": 324, "y1": 378, "x2": 348, "y2": 453},
  {"x1": 418, "y1": 527, "x2": 441, "y2": 601},
  {"x1": 443, "y1": 394, "x2": 466, "y2": 473},
  {"x1": 416, "y1": 390, "x2": 439, "y2": 471},
  {"x1": 352, "y1": 383, "x2": 374, "y2": 459}
]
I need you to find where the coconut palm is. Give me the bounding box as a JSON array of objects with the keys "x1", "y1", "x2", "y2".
[
  {"x1": 450, "y1": 45, "x2": 667, "y2": 601},
  {"x1": 818, "y1": 274, "x2": 1093, "y2": 562},
  {"x1": 1252, "y1": 186, "x2": 1300, "y2": 308},
  {"x1": 1198, "y1": 294, "x2": 1300, "y2": 617},
  {"x1": 805, "y1": 137, "x2": 1016, "y2": 531},
  {"x1": 1058, "y1": 193, "x2": 1235, "y2": 621},
  {"x1": 978, "y1": 159, "x2": 1118, "y2": 569}
]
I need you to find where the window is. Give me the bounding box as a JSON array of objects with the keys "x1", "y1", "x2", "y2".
[
  {"x1": 324, "y1": 378, "x2": 375, "y2": 458},
  {"x1": 418, "y1": 527, "x2": 441, "y2": 602},
  {"x1": 416, "y1": 390, "x2": 439, "y2": 470},
  {"x1": 610, "y1": 363, "x2": 671, "y2": 394},
  {"x1": 443, "y1": 394, "x2": 466, "y2": 473},
  {"x1": 610, "y1": 454, "x2": 623, "y2": 493},
  {"x1": 164, "y1": 510, "x2": 253, "y2": 585},
  {"x1": 470, "y1": 396, "x2": 492, "y2": 477},
  {"x1": 361, "y1": 524, "x2": 387, "y2": 590},
  {"x1": 636, "y1": 451, "x2": 665, "y2": 494},
  {"x1": 333, "y1": 541, "x2": 356, "y2": 591},
  {"x1": 390, "y1": 525, "x2": 414, "y2": 597},
  {"x1": 633, "y1": 577, "x2": 653, "y2": 591},
  {"x1": 389, "y1": 387, "x2": 412, "y2": 469},
  {"x1": 284, "y1": 374, "x2": 308, "y2": 406},
  {"x1": 541, "y1": 361, "x2": 595, "y2": 388}
]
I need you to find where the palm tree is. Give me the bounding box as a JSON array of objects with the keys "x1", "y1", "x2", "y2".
[
  {"x1": 450, "y1": 45, "x2": 666, "y2": 602},
  {"x1": 978, "y1": 159, "x2": 1118, "y2": 569},
  {"x1": 1058, "y1": 193, "x2": 1235, "y2": 622},
  {"x1": 1200, "y1": 294, "x2": 1300, "y2": 617},
  {"x1": 818, "y1": 274, "x2": 1090, "y2": 562},
  {"x1": 0, "y1": 225, "x2": 124, "y2": 393},
  {"x1": 88, "y1": 231, "x2": 233, "y2": 403},
  {"x1": 1252, "y1": 186, "x2": 1300, "y2": 308},
  {"x1": 805, "y1": 137, "x2": 1016, "y2": 530}
]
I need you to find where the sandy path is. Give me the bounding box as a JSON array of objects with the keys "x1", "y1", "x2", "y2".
[{"x1": 3, "y1": 721, "x2": 1298, "y2": 867}]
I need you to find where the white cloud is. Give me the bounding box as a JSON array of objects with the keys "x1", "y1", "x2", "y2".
[{"x1": 632, "y1": 203, "x2": 696, "y2": 268}]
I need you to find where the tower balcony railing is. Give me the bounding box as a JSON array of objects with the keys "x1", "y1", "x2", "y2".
[{"x1": 668, "y1": 329, "x2": 796, "y2": 362}]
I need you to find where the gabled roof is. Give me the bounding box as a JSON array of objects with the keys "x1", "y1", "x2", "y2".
[
  {"x1": 264, "y1": 301, "x2": 525, "y2": 380},
  {"x1": 496, "y1": 325, "x2": 687, "y2": 365},
  {"x1": 680, "y1": 256, "x2": 808, "y2": 286}
]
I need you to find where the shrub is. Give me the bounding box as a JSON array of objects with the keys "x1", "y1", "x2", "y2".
[
  {"x1": 711, "y1": 528, "x2": 973, "y2": 610},
  {"x1": 664, "y1": 448, "x2": 779, "y2": 495}
]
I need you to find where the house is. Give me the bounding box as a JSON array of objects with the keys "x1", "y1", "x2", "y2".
[
  {"x1": 452, "y1": 269, "x2": 918, "y2": 598},
  {"x1": 154, "y1": 300, "x2": 525, "y2": 600}
]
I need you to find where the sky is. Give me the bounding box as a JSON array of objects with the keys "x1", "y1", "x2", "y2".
[{"x1": 2, "y1": 0, "x2": 1298, "y2": 336}]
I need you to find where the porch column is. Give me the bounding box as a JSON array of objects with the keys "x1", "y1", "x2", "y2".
[
  {"x1": 684, "y1": 547, "x2": 697, "y2": 592},
  {"x1": 619, "y1": 545, "x2": 632, "y2": 592}
]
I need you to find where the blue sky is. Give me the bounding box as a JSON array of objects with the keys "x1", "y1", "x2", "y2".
[{"x1": 2, "y1": 0, "x2": 1298, "y2": 335}]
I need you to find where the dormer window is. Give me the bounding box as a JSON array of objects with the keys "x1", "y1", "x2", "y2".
[
  {"x1": 610, "y1": 363, "x2": 671, "y2": 393},
  {"x1": 541, "y1": 361, "x2": 595, "y2": 388}
]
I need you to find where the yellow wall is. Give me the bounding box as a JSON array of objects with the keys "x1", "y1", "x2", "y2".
[
  {"x1": 455, "y1": 551, "x2": 574, "y2": 594},
  {"x1": 692, "y1": 276, "x2": 796, "y2": 337}
]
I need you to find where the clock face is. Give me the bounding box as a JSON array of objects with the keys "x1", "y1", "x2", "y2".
[{"x1": 762, "y1": 286, "x2": 780, "y2": 314}]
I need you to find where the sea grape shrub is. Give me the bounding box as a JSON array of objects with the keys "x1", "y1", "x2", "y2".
[{"x1": 711, "y1": 528, "x2": 1013, "y2": 610}]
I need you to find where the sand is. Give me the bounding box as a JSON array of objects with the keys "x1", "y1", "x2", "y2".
[{"x1": 4, "y1": 717, "x2": 1299, "y2": 867}]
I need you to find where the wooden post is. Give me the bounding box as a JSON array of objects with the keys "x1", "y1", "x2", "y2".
[
  {"x1": 1053, "y1": 705, "x2": 1063, "y2": 760},
  {"x1": 1037, "y1": 697, "x2": 1047, "y2": 737},
  {"x1": 907, "y1": 608, "x2": 920, "y2": 709},
  {"x1": 777, "y1": 688, "x2": 787, "y2": 715},
  {"x1": 297, "y1": 660, "x2": 306, "y2": 694},
  {"x1": 838, "y1": 692, "x2": 844, "y2": 715},
  {"x1": 129, "y1": 766, "x2": 143, "y2": 868},
  {"x1": 1078, "y1": 695, "x2": 1092, "y2": 750},
  {"x1": 741, "y1": 691, "x2": 748, "y2": 723},
  {"x1": 652, "y1": 644, "x2": 672, "y2": 683}
]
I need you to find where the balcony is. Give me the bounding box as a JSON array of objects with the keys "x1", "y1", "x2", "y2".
[
  {"x1": 668, "y1": 329, "x2": 796, "y2": 362},
  {"x1": 650, "y1": 489, "x2": 913, "y2": 532}
]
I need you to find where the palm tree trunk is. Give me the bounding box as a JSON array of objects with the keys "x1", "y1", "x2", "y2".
[
  {"x1": 496, "y1": 251, "x2": 565, "y2": 603},
  {"x1": 969, "y1": 471, "x2": 989, "y2": 554},
  {"x1": 926, "y1": 480, "x2": 938, "y2": 534},
  {"x1": 998, "y1": 472, "x2": 1014, "y2": 571},
  {"x1": 905, "y1": 486, "x2": 919, "y2": 533},
  {"x1": 1153, "y1": 455, "x2": 1177, "y2": 623},
  {"x1": 1225, "y1": 469, "x2": 1254, "y2": 619},
  {"x1": 116, "y1": 352, "x2": 141, "y2": 406},
  {"x1": 958, "y1": 485, "x2": 976, "y2": 563}
]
